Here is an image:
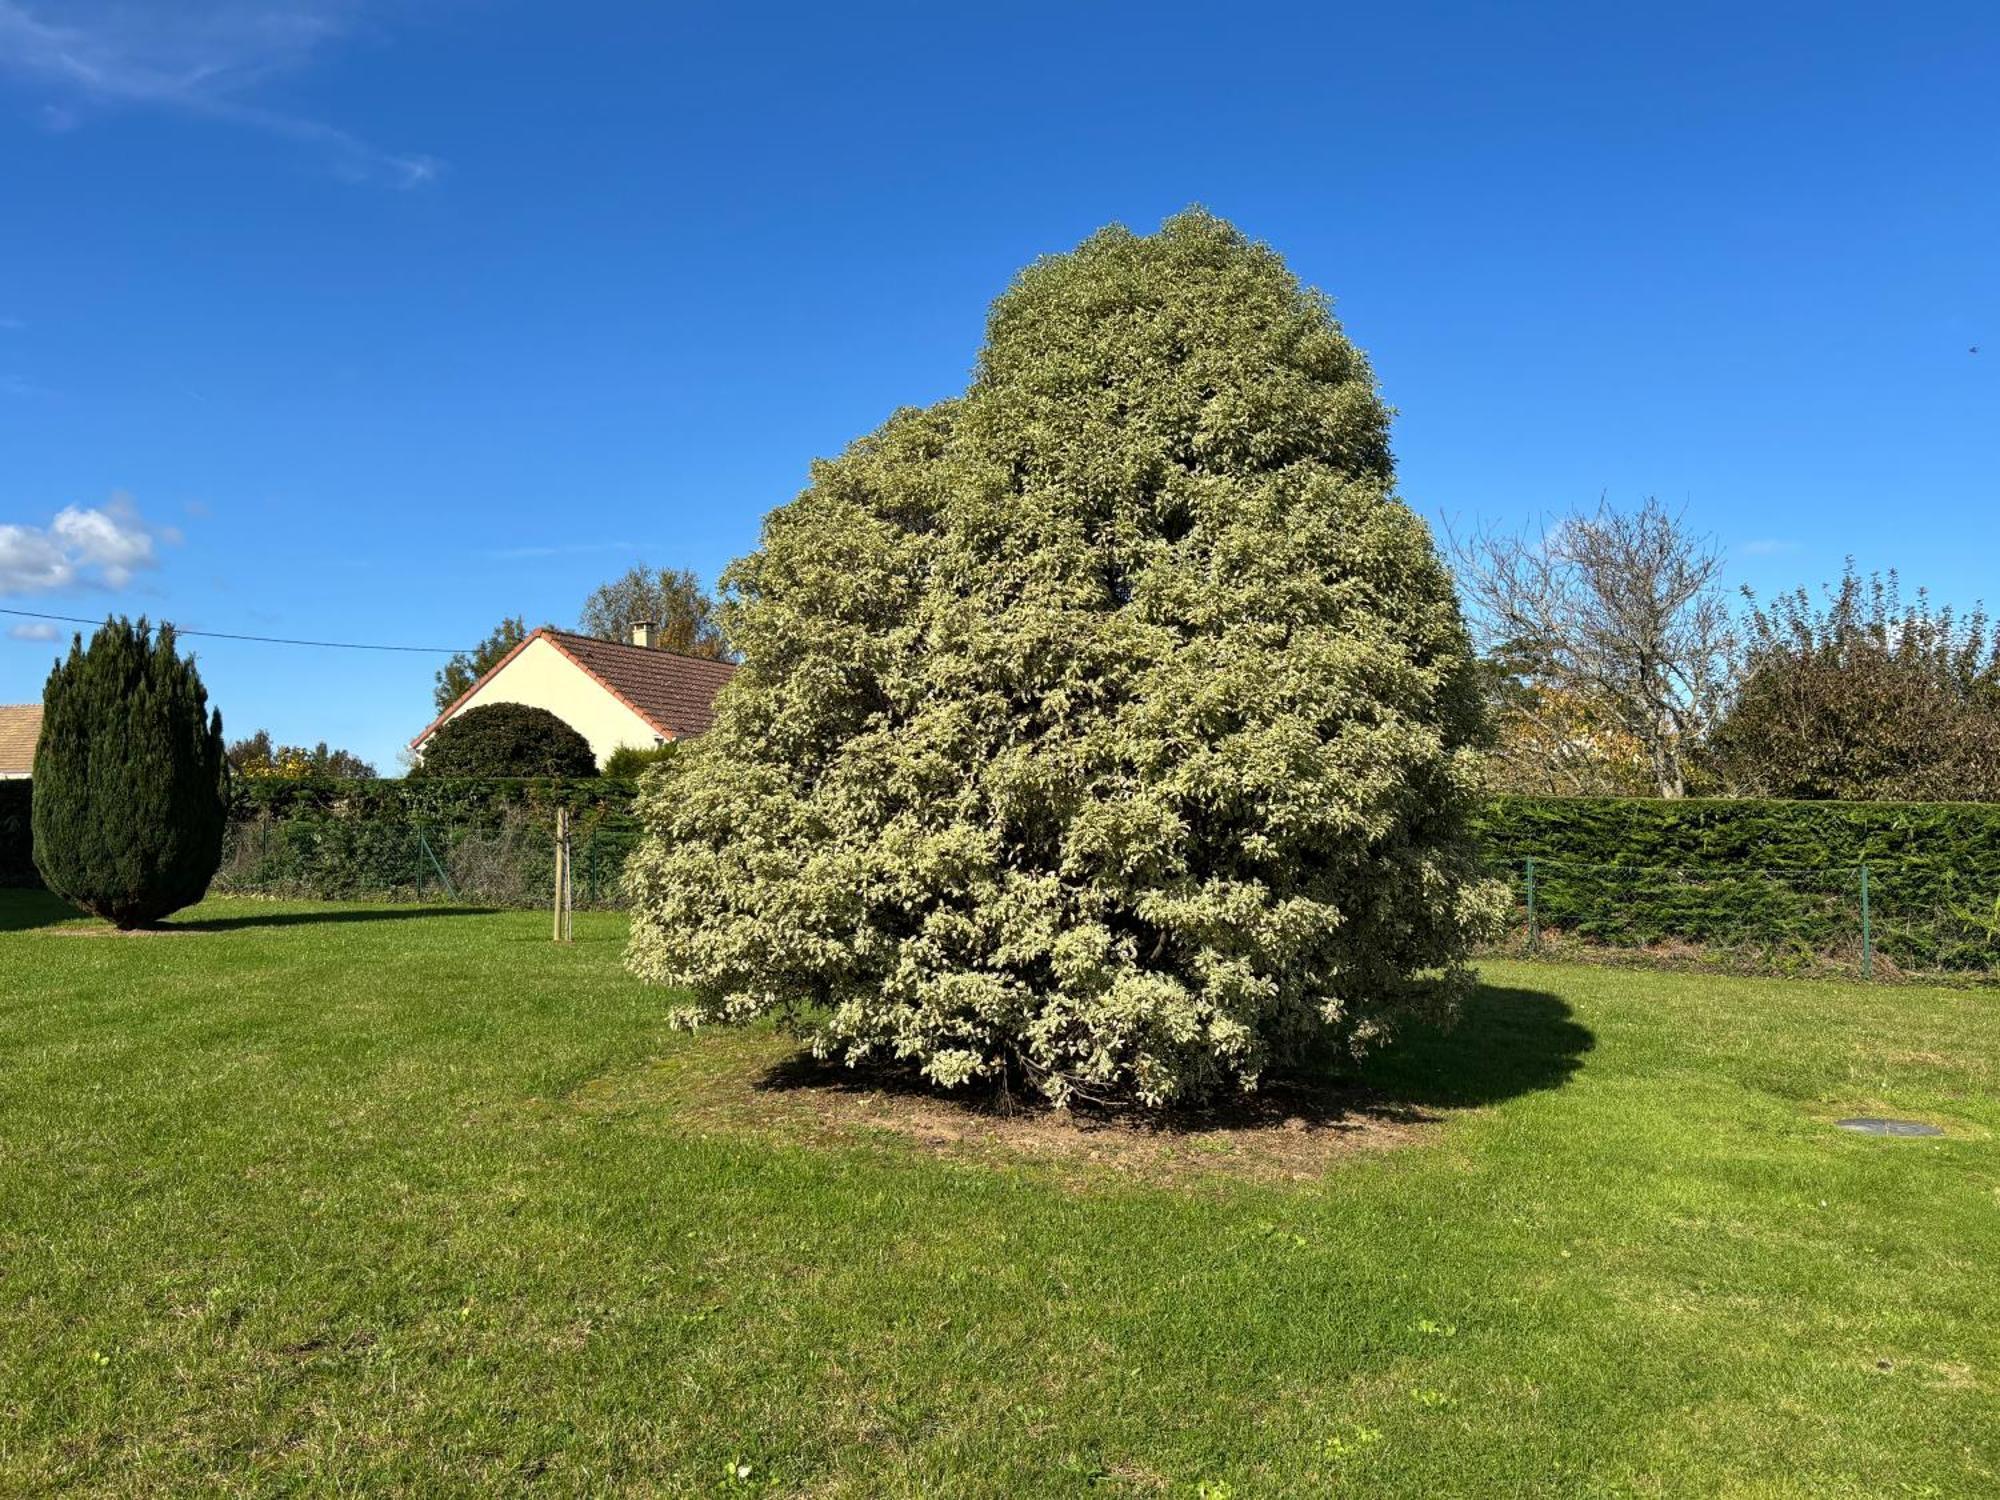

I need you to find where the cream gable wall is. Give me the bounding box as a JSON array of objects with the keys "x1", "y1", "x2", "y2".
[{"x1": 428, "y1": 636, "x2": 661, "y2": 769}]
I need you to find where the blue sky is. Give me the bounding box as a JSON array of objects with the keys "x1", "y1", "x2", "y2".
[{"x1": 1, "y1": 0, "x2": 1995, "y2": 772}]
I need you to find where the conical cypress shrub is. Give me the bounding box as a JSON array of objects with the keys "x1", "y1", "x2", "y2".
[
  {"x1": 624, "y1": 211, "x2": 1505, "y2": 1108},
  {"x1": 32, "y1": 617, "x2": 229, "y2": 928}
]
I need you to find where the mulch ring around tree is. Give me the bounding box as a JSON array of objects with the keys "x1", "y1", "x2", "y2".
[{"x1": 570, "y1": 1028, "x2": 1443, "y2": 1188}]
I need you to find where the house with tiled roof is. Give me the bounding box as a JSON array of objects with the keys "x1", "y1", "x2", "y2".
[
  {"x1": 0, "y1": 704, "x2": 42, "y2": 780},
  {"x1": 410, "y1": 626, "x2": 736, "y2": 770}
]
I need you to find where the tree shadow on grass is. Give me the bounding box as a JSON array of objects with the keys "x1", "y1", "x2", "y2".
[
  {"x1": 0, "y1": 888, "x2": 77, "y2": 932},
  {"x1": 169, "y1": 905, "x2": 497, "y2": 932},
  {"x1": 752, "y1": 983, "x2": 1593, "y2": 1148},
  {"x1": 1356, "y1": 984, "x2": 1595, "y2": 1111}
]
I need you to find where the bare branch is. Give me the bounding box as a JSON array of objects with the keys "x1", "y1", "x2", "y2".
[{"x1": 1451, "y1": 497, "x2": 1733, "y2": 798}]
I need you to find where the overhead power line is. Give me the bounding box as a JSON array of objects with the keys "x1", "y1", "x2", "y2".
[{"x1": 0, "y1": 606, "x2": 468, "y2": 655}]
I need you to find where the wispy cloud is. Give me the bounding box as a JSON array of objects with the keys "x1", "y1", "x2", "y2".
[
  {"x1": 0, "y1": 315, "x2": 22, "y2": 329},
  {"x1": 7, "y1": 620, "x2": 59, "y2": 640},
  {"x1": 0, "y1": 2, "x2": 439, "y2": 186},
  {"x1": 0, "y1": 492, "x2": 180, "y2": 594},
  {"x1": 1740, "y1": 539, "x2": 1802, "y2": 558},
  {"x1": 480, "y1": 540, "x2": 642, "y2": 561}
]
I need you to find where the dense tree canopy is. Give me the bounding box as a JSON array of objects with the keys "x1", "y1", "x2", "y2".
[
  {"x1": 579, "y1": 566, "x2": 730, "y2": 658},
  {"x1": 413, "y1": 703, "x2": 597, "y2": 778},
  {"x1": 625, "y1": 211, "x2": 1503, "y2": 1108},
  {"x1": 1707, "y1": 566, "x2": 2000, "y2": 801},
  {"x1": 228, "y1": 729, "x2": 377, "y2": 779},
  {"x1": 32, "y1": 617, "x2": 229, "y2": 927}
]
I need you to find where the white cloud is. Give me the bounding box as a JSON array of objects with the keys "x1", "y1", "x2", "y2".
[
  {"x1": 7, "y1": 620, "x2": 59, "y2": 640},
  {"x1": 1740, "y1": 539, "x2": 1802, "y2": 558},
  {"x1": 0, "y1": 493, "x2": 176, "y2": 594},
  {"x1": 0, "y1": 1, "x2": 440, "y2": 187}
]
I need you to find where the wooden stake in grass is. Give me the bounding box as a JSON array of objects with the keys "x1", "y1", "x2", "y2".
[{"x1": 552, "y1": 807, "x2": 574, "y2": 943}]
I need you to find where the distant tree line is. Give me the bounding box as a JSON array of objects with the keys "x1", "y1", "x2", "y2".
[
  {"x1": 228, "y1": 729, "x2": 377, "y2": 780},
  {"x1": 1455, "y1": 498, "x2": 2000, "y2": 802}
]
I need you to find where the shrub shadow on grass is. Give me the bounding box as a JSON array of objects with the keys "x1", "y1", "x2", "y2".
[
  {"x1": 739, "y1": 984, "x2": 1592, "y2": 1183},
  {"x1": 1359, "y1": 984, "x2": 1595, "y2": 1111},
  {"x1": 169, "y1": 905, "x2": 497, "y2": 932},
  {"x1": 0, "y1": 888, "x2": 76, "y2": 932}
]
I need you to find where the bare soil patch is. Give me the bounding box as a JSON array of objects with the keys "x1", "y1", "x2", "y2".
[{"x1": 577, "y1": 1030, "x2": 1441, "y2": 1187}]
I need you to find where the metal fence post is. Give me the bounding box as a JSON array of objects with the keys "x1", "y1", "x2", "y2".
[
  {"x1": 1525, "y1": 857, "x2": 1539, "y2": 954},
  {"x1": 1860, "y1": 863, "x2": 1873, "y2": 980}
]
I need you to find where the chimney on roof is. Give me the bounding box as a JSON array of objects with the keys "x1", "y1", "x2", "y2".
[{"x1": 630, "y1": 621, "x2": 655, "y2": 649}]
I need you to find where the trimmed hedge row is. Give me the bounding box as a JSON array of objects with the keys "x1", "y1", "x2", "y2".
[
  {"x1": 0, "y1": 780, "x2": 33, "y2": 888},
  {"x1": 12, "y1": 779, "x2": 2000, "y2": 972},
  {"x1": 1475, "y1": 795, "x2": 2000, "y2": 872},
  {"x1": 220, "y1": 777, "x2": 641, "y2": 905},
  {"x1": 1475, "y1": 797, "x2": 2000, "y2": 971},
  {"x1": 6, "y1": 777, "x2": 643, "y2": 896},
  {"x1": 231, "y1": 775, "x2": 637, "y2": 824},
  {"x1": 216, "y1": 811, "x2": 641, "y2": 907}
]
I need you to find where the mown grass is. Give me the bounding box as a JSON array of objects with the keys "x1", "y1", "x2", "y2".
[{"x1": 1, "y1": 889, "x2": 1994, "y2": 1496}]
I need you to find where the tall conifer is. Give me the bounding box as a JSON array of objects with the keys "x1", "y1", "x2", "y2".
[{"x1": 33, "y1": 618, "x2": 229, "y2": 927}]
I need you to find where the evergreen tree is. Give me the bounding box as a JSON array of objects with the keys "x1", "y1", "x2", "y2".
[
  {"x1": 625, "y1": 211, "x2": 1503, "y2": 1107},
  {"x1": 32, "y1": 617, "x2": 229, "y2": 927}
]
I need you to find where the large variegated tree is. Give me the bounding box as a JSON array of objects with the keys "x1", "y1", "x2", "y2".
[{"x1": 626, "y1": 211, "x2": 1503, "y2": 1107}]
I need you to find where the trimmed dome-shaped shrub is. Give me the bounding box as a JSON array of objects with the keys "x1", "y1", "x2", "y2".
[
  {"x1": 624, "y1": 211, "x2": 1504, "y2": 1107},
  {"x1": 32, "y1": 617, "x2": 229, "y2": 928},
  {"x1": 415, "y1": 703, "x2": 597, "y2": 778}
]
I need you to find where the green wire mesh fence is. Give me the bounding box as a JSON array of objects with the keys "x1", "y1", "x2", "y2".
[
  {"x1": 213, "y1": 810, "x2": 644, "y2": 910},
  {"x1": 1487, "y1": 858, "x2": 2000, "y2": 979},
  {"x1": 211, "y1": 814, "x2": 2000, "y2": 981}
]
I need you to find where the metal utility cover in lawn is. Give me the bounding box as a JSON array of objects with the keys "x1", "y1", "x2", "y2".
[{"x1": 1836, "y1": 1118, "x2": 1944, "y2": 1137}]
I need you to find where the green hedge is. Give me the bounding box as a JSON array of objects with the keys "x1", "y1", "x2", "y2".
[
  {"x1": 0, "y1": 780, "x2": 34, "y2": 888},
  {"x1": 230, "y1": 775, "x2": 637, "y2": 824},
  {"x1": 18, "y1": 776, "x2": 2000, "y2": 971},
  {"x1": 13, "y1": 777, "x2": 645, "y2": 894},
  {"x1": 219, "y1": 777, "x2": 641, "y2": 905},
  {"x1": 1477, "y1": 796, "x2": 2000, "y2": 972}
]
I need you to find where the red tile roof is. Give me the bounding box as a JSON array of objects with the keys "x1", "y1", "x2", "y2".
[
  {"x1": 411, "y1": 629, "x2": 737, "y2": 749},
  {"x1": 543, "y1": 630, "x2": 738, "y2": 739}
]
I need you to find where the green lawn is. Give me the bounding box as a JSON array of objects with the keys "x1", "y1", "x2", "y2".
[{"x1": 1, "y1": 891, "x2": 1994, "y2": 1497}]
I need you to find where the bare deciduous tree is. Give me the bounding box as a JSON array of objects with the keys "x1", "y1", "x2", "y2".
[{"x1": 1452, "y1": 497, "x2": 1732, "y2": 798}]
